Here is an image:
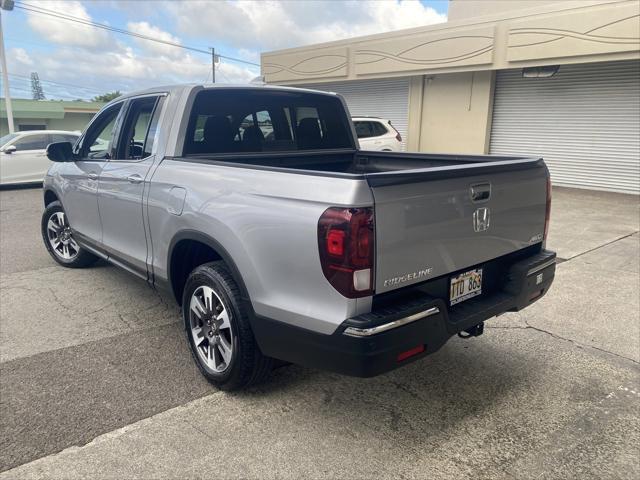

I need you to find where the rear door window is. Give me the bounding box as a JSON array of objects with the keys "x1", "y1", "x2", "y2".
[
  {"x1": 50, "y1": 134, "x2": 79, "y2": 144},
  {"x1": 13, "y1": 134, "x2": 49, "y2": 151},
  {"x1": 115, "y1": 96, "x2": 160, "y2": 160},
  {"x1": 354, "y1": 121, "x2": 374, "y2": 138},
  {"x1": 371, "y1": 122, "x2": 389, "y2": 136}
]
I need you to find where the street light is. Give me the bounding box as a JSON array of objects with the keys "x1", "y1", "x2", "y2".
[{"x1": 0, "y1": 0, "x2": 15, "y2": 133}]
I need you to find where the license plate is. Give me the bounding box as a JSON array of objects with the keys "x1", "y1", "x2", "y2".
[{"x1": 450, "y1": 268, "x2": 483, "y2": 305}]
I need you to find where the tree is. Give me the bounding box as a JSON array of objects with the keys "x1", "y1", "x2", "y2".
[
  {"x1": 92, "y1": 91, "x2": 122, "y2": 102},
  {"x1": 31, "y1": 72, "x2": 46, "y2": 100}
]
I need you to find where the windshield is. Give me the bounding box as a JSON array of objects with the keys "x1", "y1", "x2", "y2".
[
  {"x1": 0, "y1": 133, "x2": 19, "y2": 147},
  {"x1": 183, "y1": 89, "x2": 353, "y2": 155}
]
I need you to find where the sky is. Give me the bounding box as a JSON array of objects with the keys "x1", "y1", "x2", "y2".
[{"x1": 1, "y1": 0, "x2": 448, "y2": 101}]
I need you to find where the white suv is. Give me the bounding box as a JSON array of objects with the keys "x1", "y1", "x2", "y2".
[
  {"x1": 0, "y1": 130, "x2": 80, "y2": 185},
  {"x1": 352, "y1": 117, "x2": 402, "y2": 152}
]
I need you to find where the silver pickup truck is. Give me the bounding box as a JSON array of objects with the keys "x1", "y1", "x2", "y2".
[{"x1": 42, "y1": 84, "x2": 556, "y2": 390}]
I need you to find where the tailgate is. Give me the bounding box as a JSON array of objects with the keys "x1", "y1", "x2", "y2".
[{"x1": 368, "y1": 159, "x2": 548, "y2": 294}]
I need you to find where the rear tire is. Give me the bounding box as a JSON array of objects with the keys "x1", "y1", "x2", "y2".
[
  {"x1": 41, "y1": 201, "x2": 98, "y2": 268},
  {"x1": 182, "y1": 261, "x2": 273, "y2": 391}
]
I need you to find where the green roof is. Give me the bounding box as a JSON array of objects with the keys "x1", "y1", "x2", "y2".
[
  {"x1": 0, "y1": 99, "x2": 104, "y2": 119},
  {"x1": 57, "y1": 100, "x2": 105, "y2": 111}
]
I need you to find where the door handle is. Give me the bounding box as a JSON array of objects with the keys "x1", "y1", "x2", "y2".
[
  {"x1": 88, "y1": 172, "x2": 98, "y2": 180},
  {"x1": 470, "y1": 183, "x2": 491, "y2": 202},
  {"x1": 127, "y1": 174, "x2": 143, "y2": 184}
]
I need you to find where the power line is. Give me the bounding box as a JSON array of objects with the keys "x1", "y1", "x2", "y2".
[
  {"x1": 4, "y1": 37, "x2": 213, "y2": 84},
  {"x1": 8, "y1": 73, "x2": 103, "y2": 94},
  {"x1": 4, "y1": 77, "x2": 94, "y2": 100},
  {"x1": 14, "y1": 1, "x2": 261, "y2": 67},
  {"x1": 6, "y1": 85, "x2": 34, "y2": 93},
  {"x1": 5, "y1": 85, "x2": 82, "y2": 100},
  {"x1": 216, "y1": 68, "x2": 231, "y2": 84}
]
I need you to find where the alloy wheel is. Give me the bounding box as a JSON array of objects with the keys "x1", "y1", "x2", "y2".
[
  {"x1": 189, "y1": 285, "x2": 234, "y2": 373},
  {"x1": 46, "y1": 211, "x2": 80, "y2": 260}
]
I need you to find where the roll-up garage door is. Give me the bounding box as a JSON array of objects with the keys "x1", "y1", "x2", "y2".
[
  {"x1": 490, "y1": 60, "x2": 640, "y2": 194},
  {"x1": 299, "y1": 78, "x2": 410, "y2": 150}
]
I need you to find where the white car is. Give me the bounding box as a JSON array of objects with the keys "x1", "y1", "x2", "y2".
[
  {"x1": 0, "y1": 130, "x2": 80, "y2": 185},
  {"x1": 352, "y1": 117, "x2": 403, "y2": 152}
]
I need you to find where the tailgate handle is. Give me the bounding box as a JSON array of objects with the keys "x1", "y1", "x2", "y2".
[{"x1": 470, "y1": 183, "x2": 491, "y2": 202}]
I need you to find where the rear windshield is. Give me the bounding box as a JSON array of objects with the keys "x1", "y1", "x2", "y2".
[{"x1": 183, "y1": 89, "x2": 353, "y2": 155}]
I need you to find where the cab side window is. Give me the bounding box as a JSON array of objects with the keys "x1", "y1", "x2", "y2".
[
  {"x1": 80, "y1": 103, "x2": 123, "y2": 160},
  {"x1": 13, "y1": 134, "x2": 49, "y2": 151}
]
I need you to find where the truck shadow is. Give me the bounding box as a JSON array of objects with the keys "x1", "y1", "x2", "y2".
[{"x1": 237, "y1": 337, "x2": 530, "y2": 444}]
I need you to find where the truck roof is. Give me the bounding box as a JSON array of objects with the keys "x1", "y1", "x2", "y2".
[{"x1": 105, "y1": 83, "x2": 340, "y2": 107}]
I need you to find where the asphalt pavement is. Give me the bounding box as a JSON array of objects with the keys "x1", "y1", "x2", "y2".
[{"x1": 0, "y1": 186, "x2": 638, "y2": 479}]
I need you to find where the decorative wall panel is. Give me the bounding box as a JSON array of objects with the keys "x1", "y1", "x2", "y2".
[
  {"x1": 507, "y1": 2, "x2": 640, "y2": 61},
  {"x1": 354, "y1": 26, "x2": 494, "y2": 75},
  {"x1": 262, "y1": 48, "x2": 348, "y2": 83}
]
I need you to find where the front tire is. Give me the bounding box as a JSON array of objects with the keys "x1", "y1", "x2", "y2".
[
  {"x1": 41, "y1": 201, "x2": 98, "y2": 268},
  {"x1": 182, "y1": 261, "x2": 273, "y2": 391}
]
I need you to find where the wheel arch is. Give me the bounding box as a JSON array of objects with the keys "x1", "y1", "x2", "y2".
[
  {"x1": 167, "y1": 230, "x2": 250, "y2": 307},
  {"x1": 43, "y1": 189, "x2": 60, "y2": 208}
]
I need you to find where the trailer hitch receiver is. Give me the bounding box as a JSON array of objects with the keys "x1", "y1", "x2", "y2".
[{"x1": 458, "y1": 322, "x2": 484, "y2": 339}]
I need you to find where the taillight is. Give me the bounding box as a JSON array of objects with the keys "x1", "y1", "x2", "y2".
[
  {"x1": 389, "y1": 123, "x2": 402, "y2": 142},
  {"x1": 318, "y1": 207, "x2": 374, "y2": 298},
  {"x1": 544, "y1": 175, "x2": 552, "y2": 244}
]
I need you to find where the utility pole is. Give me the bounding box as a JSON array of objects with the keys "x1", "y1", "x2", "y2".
[
  {"x1": 210, "y1": 47, "x2": 215, "y2": 84},
  {"x1": 0, "y1": 0, "x2": 15, "y2": 133},
  {"x1": 209, "y1": 48, "x2": 220, "y2": 84}
]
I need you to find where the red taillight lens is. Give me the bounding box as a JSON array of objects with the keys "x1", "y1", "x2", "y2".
[
  {"x1": 318, "y1": 207, "x2": 374, "y2": 298},
  {"x1": 544, "y1": 175, "x2": 552, "y2": 243},
  {"x1": 327, "y1": 229, "x2": 345, "y2": 256}
]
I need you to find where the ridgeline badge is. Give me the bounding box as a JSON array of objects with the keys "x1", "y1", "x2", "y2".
[{"x1": 384, "y1": 267, "x2": 433, "y2": 287}]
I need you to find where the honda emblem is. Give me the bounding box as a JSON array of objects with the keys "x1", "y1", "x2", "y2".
[{"x1": 473, "y1": 207, "x2": 490, "y2": 232}]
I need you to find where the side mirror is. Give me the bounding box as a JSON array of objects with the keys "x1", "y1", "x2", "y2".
[
  {"x1": 46, "y1": 142, "x2": 75, "y2": 162},
  {"x1": 1, "y1": 145, "x2": 16, "y2": 154}
]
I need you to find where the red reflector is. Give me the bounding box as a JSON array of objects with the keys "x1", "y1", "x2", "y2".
[
  {"x1": 529, "y1": 289, "x2": 544, "y2": 302},
  {"x1": 327, "y1": 229, "x2": 345, "y2": 256},
  {"x1": 397, "y1": 345, "x2": 425, "y2": 362}
]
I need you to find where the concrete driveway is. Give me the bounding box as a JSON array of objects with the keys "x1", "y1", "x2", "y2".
[{"x1": 0, "y1": 186, "x2": 638, "y2": 479}]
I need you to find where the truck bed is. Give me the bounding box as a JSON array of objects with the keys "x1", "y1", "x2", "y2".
[
  {"x1": 180, "y1": 148, "x2": 548, "y2": 294},
  {"x1": 183, "y1": 149, "x2": 541, "y2": 179}
]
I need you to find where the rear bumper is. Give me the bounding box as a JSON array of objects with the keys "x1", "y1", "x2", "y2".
[{"x1": 252, "y1": 249, "x2": 556, "y2": 378}]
